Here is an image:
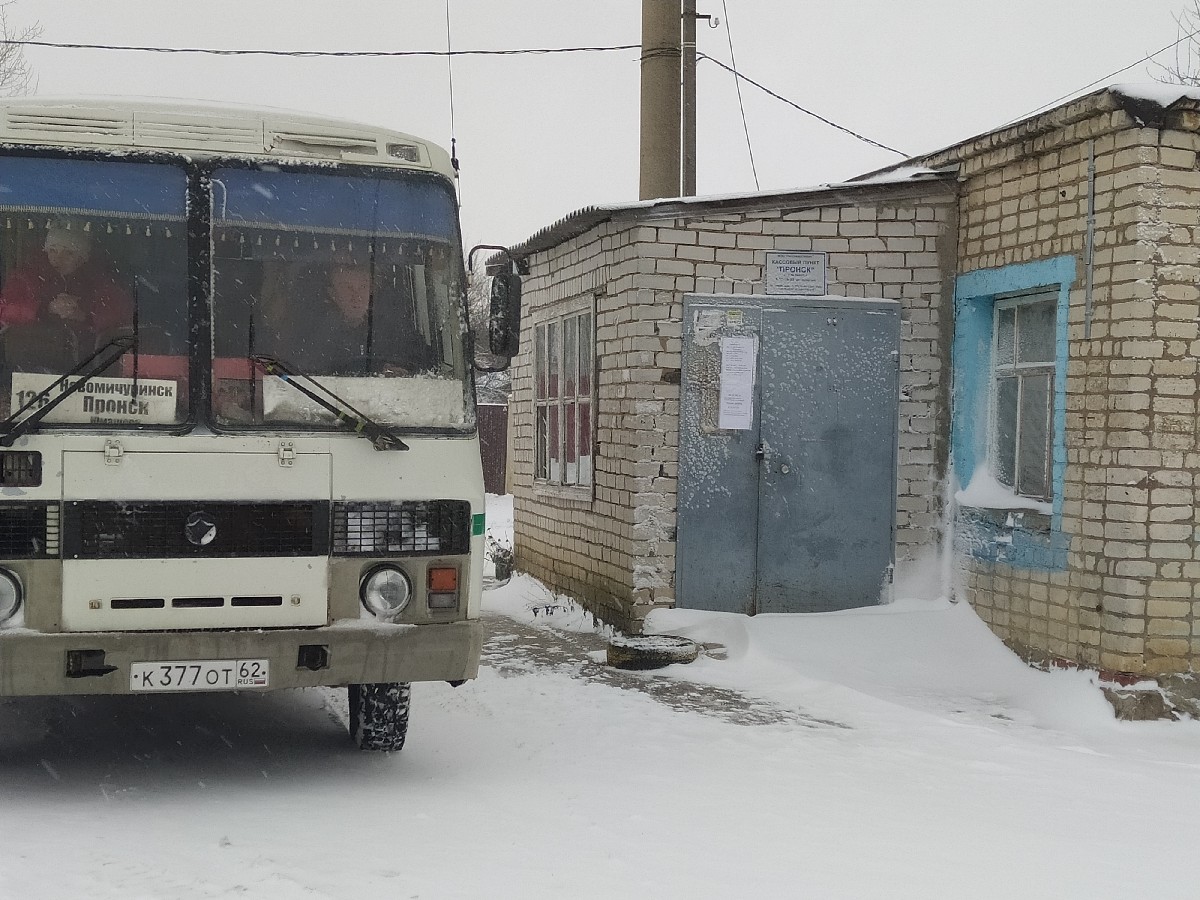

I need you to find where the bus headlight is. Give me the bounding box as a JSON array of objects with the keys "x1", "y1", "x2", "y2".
[
  {"x1": 360, "y1": 566, "x2": 412, "y2": 621},
  {"x1": 0, "y1": 569, "x2": 22, "y2": 624}
]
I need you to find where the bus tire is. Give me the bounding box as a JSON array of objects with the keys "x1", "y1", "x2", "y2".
[{"x1": 348, "y1": 682, "x2": 412, "y2": 752}]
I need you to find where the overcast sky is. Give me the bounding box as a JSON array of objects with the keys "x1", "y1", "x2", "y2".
[{"x1": 10, "y1": 0, "x2": 1196, "y2": 249}]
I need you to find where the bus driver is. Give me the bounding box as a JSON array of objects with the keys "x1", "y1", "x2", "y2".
[{"x1": 267, "y1": 256, "x2": 432, "y2": 376}]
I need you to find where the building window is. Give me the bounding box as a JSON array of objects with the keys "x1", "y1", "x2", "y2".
[
  {"x1": 535, "y1": 306, "x2": 594, "y2": 487},
  {"x1": 953, "y1": 257, "x2": 1070, "y2": 570},
  {"x1": 992, "y1": 292, "x2": 1056, "y2": 502}
]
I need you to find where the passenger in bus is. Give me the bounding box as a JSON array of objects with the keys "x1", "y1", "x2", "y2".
[
  {"x1": 269, "y1": 256, "x2": 434, "y2": 376},
  {"x1": 0, "y1": 222, "x2": 133, "y2": 364}
]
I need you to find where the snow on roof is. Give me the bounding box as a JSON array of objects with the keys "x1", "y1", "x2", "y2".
[
  {"x1": 1110, "y1": 82, "x2": 1200, "y2": 108},
  {"x1": 0, "y1": 95, "x2": 453, "y2": 176},
  {"x1": 858, "y1": 82, "x2": 1200, "y2": 185},
  {"x1": 844, "y1": 164, "x2": 945, "y2": 186},
  {"x1": 509, "y1": 83, "x2": 1200, "y2": 260},
  {"x1": 0, "y1": 94, "x2": 421, "y2": 138},
  {"x1": 606, "y1": 165, "x2": 945, "y2": 210},
  {"x1": 509, "y1": 166, "x2": 951, "y2": 258}
]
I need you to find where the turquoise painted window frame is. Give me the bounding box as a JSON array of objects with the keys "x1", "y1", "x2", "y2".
[
  {"x1": 990, "y1": 291, "x2": 1057, "y2": 502},
  {"x1": 952, "y1": 256, "x2": 1074, "y2": 570}
]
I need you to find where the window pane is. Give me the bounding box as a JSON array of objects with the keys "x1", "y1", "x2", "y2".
[
  {"x1": 1017, "y1": 298, "x2": 1056, "y2": 364},
  {"x1": 578, "y1": 312, "x2": 593, "y2": 395},
  {"x1": 994, "y1": 376, "x2": 1018, "y2": 488},
  {"x1": 535, "y1": 405, "x2": 548, "y2": 480},
  {"x1": 995, "y1": 306, "x2": 1015, "y2": 367},
  {"x1": 565, "y1": 399, "x2": 578, "y2": 484},
  {"x1": 1017, "y1": 373, "x2": 1051, "y2": 500},
  {"x1": 578, "y1": 400, "x2": 592, "y2": 456},
  {"x1": 214, "y1": 168, "x2": 457, "y2": 242},
  {"x1": 564, "y1": 316, "x2": 577, "y2": 399},
  {"x1": 548, "y1": 403, "x2": 561, "y2": 482},
  {"x1": 578, "y1": 400, "x2": 592, "y2": 486},
  {"x1": 535, "y1": 325, "x2": 547, "y2": 400},
  {"x1": 547, "y1": 321, "x2": 559, "y2": 400},
  {"x1": 536, "y1": 309, "x2": 593, "y2": 487},
  {"x1": 0, "y1": 158, "x2": 190, "y2": 426},
  {"x1": 211, "y1": 169, "x2": 464, "y2": 430}
]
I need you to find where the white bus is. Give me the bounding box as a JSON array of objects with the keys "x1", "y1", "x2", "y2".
[{"x1": 0, "y1": 98, "x2": 520, "y2": 751}]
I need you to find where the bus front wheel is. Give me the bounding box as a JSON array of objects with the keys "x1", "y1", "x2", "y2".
[{"x1": 348, "y1": 682, "x2": 412, "y2": 752}]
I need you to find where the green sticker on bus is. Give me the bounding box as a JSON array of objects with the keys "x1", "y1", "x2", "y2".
[{"x1": 472, "y1": 513, "x2": 485, "y2": 536}]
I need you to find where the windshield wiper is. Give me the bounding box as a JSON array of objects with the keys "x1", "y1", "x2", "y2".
[
  {"x1": 250, "y1": 355, "x2": 408, "y2": 451},
  {"x1": 0, "y1": 334, "x2": 137, "y2": 448}
]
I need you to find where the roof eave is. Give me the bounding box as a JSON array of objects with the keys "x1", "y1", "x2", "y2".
[
  {"x1": 857, "y1": 84, "x2": 1200, "y2": 183},
  {"x1": 506, "y1": 171, "x2": 957, "y2": 260}
]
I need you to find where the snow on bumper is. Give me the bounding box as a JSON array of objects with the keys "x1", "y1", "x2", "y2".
[{"x1": 0, "y1": 619, "x2": 483, "y2": 696}]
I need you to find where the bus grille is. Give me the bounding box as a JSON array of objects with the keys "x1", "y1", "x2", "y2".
[
  {"x1": 63, "y1": 501, "x2": 330, "y2": 560},
  {"x1": 332, "y1": 500, "x2": 471, "y2": 556},
  {"x1": 0, "y1": 502, "x2": 58, "y2": 558}
]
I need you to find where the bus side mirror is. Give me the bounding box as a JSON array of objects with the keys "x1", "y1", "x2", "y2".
[{"x1": 488, "y1": 272, "x2": 522, "y2": 358}]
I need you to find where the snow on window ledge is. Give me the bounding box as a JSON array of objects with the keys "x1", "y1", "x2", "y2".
[
  {"x1": 954, "y1": 469, "x2": 1052, "y2": 516},
  {"x1": 533, "y1": 480, "x2": 593, "y2": 505}
]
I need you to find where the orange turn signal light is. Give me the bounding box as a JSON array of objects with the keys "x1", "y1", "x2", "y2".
[{"x1": 428, "y1": 567, "x2": 458, "y2": 593}]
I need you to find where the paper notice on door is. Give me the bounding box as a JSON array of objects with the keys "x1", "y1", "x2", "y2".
[{"x1": 718, "y1": 336, "x2": 756, "y2": 430}]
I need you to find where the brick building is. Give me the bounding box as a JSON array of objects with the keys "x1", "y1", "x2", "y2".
[
  {"x1": 505, "y1": 84, "x2": 1200, "y2": 689},
  {"x1": 900, "y1": 84, "x2": 1200, "y2": 683},
  {"x1": 505, "y1": 173, "x2": 957, "y2": 632}
]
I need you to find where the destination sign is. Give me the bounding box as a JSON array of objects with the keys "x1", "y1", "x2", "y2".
[{"x1": 10, "y1": 372, "x2": 178, "y2": 425}]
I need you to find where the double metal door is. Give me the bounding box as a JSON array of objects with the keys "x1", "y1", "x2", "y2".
[{"x1": 677, "y1": 295, "x2": 899, "y2": 614}]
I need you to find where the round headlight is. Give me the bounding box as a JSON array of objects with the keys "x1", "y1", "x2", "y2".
[
  {"x1": 0, "y1": 569, "x2": 22, "y2": 624},
  {"x1": 360, "y1": 566, "x2": 412, "y2": 621}
]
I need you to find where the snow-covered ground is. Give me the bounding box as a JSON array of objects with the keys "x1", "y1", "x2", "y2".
[{"x1": 0, "y1": 494, "x2": 1197, "y2": 899}]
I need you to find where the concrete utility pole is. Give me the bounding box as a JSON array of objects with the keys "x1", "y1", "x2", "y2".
[
  {"x1": 639, "y1": 0, "x2": 682, "y2": 200},
  {"x1": 681, "y1": 0, "x2": 697, "y2": 197}
]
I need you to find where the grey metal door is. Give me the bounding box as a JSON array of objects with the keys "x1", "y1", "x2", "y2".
[
  {"x1": 754, "y1": 305, "x2": 898, "y2": 612},
  {"x1": 677, "y1": 294, "x2": 898, "y2": 615},
  {"x1": 676, "y1": 301, "x2": 762, "y2": 615}
]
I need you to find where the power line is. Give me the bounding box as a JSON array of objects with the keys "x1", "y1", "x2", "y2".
[
  {"x1": 1, "y1": 38, "x2": 641, "y2": 58},
  {"x1": 1003, "y1": 26, "x2": 1200, "y2": 126},
  {"x1": 9, "y1": 35, "x2": 908, "y2": 158},
  {"x1": 15, "y1": 29, "x2": 1189, "y2": 159},
  {"x1": 719, "y1": 0, "x2": 759, "y2": 190},
  {"x1": 698, "y1": 53, "x2": 906, "y2": 156}
]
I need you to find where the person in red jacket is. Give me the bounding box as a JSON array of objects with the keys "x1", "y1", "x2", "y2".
[{"x1": 0, "y1": 222, "x2": 133, "y2": 364}]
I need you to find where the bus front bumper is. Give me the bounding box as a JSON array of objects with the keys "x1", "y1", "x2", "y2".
[{"x1": 0, "y1": 619, "x2": 483, "y2": 696}]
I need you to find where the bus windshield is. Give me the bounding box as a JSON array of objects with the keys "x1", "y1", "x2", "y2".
[
  {"x1": 0, "y1": 156, "x2": 189, "y2": 427},
  {"x1": 210, "y1": 168, "x2": 470, "y2": 432}
]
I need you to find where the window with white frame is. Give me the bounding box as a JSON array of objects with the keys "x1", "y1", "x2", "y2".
[
  {"x1": 535, "y1": 305, "x2": 594, "y2": 488},
  {"x1": 992, "y1": 292, "x2": 1056, "y2": 502}
]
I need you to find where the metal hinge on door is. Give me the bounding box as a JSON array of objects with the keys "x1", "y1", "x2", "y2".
[
  {"x1": 103, "y1": 439, "x2": 123, "y2": 466},
  {"x1": 278, "y1": 441, "x2": 295, "y2": 467}
]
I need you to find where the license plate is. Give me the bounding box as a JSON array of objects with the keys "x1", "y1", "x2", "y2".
[{"x1": 129, "y1": 659, "x2": 270, "y2": 693}]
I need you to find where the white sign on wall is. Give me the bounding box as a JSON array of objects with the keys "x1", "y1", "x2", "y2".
[
  {"x1": 765, "y1": 251, "x2": 827, "y2": 296},
  {"x1": 717, "y1": 336, "x2": 757, "y2": 431}
]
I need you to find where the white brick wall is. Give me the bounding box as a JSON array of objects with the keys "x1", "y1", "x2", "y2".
[
  {"x1": 921, "y1": 94, "x2": 1200, "y2": 677},
  {"x1": 511, "y1": 187, "x2": 956, "y2": 631}
]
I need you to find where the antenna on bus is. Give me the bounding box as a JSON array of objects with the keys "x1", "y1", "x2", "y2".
[{"x1": 444, "y1": 0, "x2": 460, "y2": 190}]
